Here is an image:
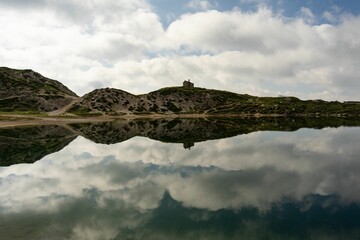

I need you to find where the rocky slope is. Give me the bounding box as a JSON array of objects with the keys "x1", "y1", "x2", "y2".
[
  {"x1": 0, "y1": 67, "x2": 78, "y2": 112},
  {"x1": 1, "y1": 67, "x2": 359, "y2": 116},
  {"x1": 68, "y1": 86, "x2": 360, "y2": 116},
  {"x1": 68, "y1": 87, "x2": 255, "y2": 115}
]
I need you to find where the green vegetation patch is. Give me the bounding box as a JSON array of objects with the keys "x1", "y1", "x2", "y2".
[{"x1": 67, "y1": 105, "x2": 94, "y2": 116}]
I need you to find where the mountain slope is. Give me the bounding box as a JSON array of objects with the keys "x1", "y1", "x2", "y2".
[
  {"x1": 68, "y1": 88, "x2": 139, "y2": 115},
  {"x1": 67, "y1": 86, "x2": 360, "y2": 116},
  {"x1": 0, "y1": 67, "x2": 359, "y2": 116},
  {"x1": 66, "y1": 86, "x2": 252, "y2": 115},
  {"x1": 0, "y1": 67, "x2": 78, "y2": 112}
]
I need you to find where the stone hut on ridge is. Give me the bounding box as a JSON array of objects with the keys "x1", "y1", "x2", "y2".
[{"x1": 183, "y1": 79, "x2": 194, "y2": 88}]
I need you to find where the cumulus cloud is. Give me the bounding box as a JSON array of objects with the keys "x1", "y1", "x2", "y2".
[
  {"x1": 154, "y1": 8, "x2": 360, "y2": 100},
  {"x1": 0, "y1": 1, "x2": 359, "y2": 100},
  {"x1": 0, "y1": 0, "x2": 163, "y2": 94},
  {"x1": 159, "y1": 7, "x2": 300, "y2": 53}
]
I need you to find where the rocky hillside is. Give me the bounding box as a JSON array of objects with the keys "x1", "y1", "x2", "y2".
[
  {"x1": 1, "y1": 67, "x2": 359, "y2": 116},
  {"x1": 68, "y1": 86, "x2": 360, "y2": 116},
  {"x1": 67, "y1": 87, "x2": 250, "y2": 115},
  {"x1": 0, "y1": 67, "x2": 78, "y2": 112},
  {"x1": 68, "y1": 88, "x2": 139, "y2": 115}
]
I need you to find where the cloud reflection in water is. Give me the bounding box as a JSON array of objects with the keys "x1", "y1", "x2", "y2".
[{"x1": 0, "y1": 127, "x2": 360, "y2": 239}]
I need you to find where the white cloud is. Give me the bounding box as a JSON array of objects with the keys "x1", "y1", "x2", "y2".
[
  {"x1": 0, "y1": 0, "x2": 164, "y2": 94},
  {"x1": 0, "y1": 1, "x2": 359, "y2": 100},
  {"x1": 158, "y1": 7, "x2": 301, "y2": 53},
  {"x1": 153, "y1": 8, "x2": 360, "y2": 100}
]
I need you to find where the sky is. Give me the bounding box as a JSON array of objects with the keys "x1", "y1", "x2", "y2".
[{"x1": 0, "y1": 0, "x2": 359, "y2": 100}]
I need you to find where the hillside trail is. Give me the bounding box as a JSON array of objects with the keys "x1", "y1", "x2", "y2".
[{"x1": 48, "y1": 97, "x2": 81, "y2": 116}]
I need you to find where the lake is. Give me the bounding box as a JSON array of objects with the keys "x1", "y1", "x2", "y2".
[{"x1": 0, "y1": 118, "x2": 360, "y2": 239}]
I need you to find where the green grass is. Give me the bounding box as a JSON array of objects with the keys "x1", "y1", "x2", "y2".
[
  {"x1": 154, "y1": 87, "x2": 247, "y2": 100},
  {"x1": 205, "y1": 95, "x2": 360, "y2": 116},
  {"x1": 67, "y1": 105, "x2": 101, "y2": 116}
]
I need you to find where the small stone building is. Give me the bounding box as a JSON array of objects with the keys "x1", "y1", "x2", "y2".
[{"x1": 183, "y1": 79, "x2": 194, "y2": 88}]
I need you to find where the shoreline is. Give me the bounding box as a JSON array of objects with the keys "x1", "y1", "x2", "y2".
[{"x1": 0, "y1": 112, "x2": 358, "y2": 128}]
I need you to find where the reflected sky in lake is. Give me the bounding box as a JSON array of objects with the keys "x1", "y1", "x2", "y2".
[{"x1": 1, "y1": 126, "x2": 360, "y2": 239}]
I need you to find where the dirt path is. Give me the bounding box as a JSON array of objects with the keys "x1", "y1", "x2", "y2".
[
  {"x1": 48, "y1": 97, "x2": 81, "y2": 116},
  {"x1": 0, "y1": 116, "x2": 112, "y2": 128}
]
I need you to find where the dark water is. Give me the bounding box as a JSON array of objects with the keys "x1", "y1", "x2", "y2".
[{"x1": 0, "y1": 118, "x2": 360, "y2": 239}]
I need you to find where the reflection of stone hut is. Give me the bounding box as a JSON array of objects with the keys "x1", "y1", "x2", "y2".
[
  {"x1": 183, "y1": 79, "x2": 194, "y2": 88},
  {"x1": 183, "y1": 142, "x2": 194, "y2": 150}
]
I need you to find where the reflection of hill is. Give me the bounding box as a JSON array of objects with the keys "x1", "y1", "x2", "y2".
[
  {"x1": 71, "y1": 118, "x2": 235, "y2": 144},
  {"x1": 70, "y1": 118, "x2": 251, "y2": 145},
  {"x1": 70, "y1": 117, "x2": 360, "y2": 145},
  {"x1": 1, "y1": 117, "x2": 359, "y2": 166},
  {"x1": 0, "y1": 125, "x2": 76, "y2": 166}
]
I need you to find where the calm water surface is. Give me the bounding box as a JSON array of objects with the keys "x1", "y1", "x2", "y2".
[{"x1": 0, "y1": 119, "x2": 360, "y2": 239}]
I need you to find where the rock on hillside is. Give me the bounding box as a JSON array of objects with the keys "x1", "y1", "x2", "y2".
[{"x1": 0, "y1": 67, "x2": 78, "y2": 112}]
